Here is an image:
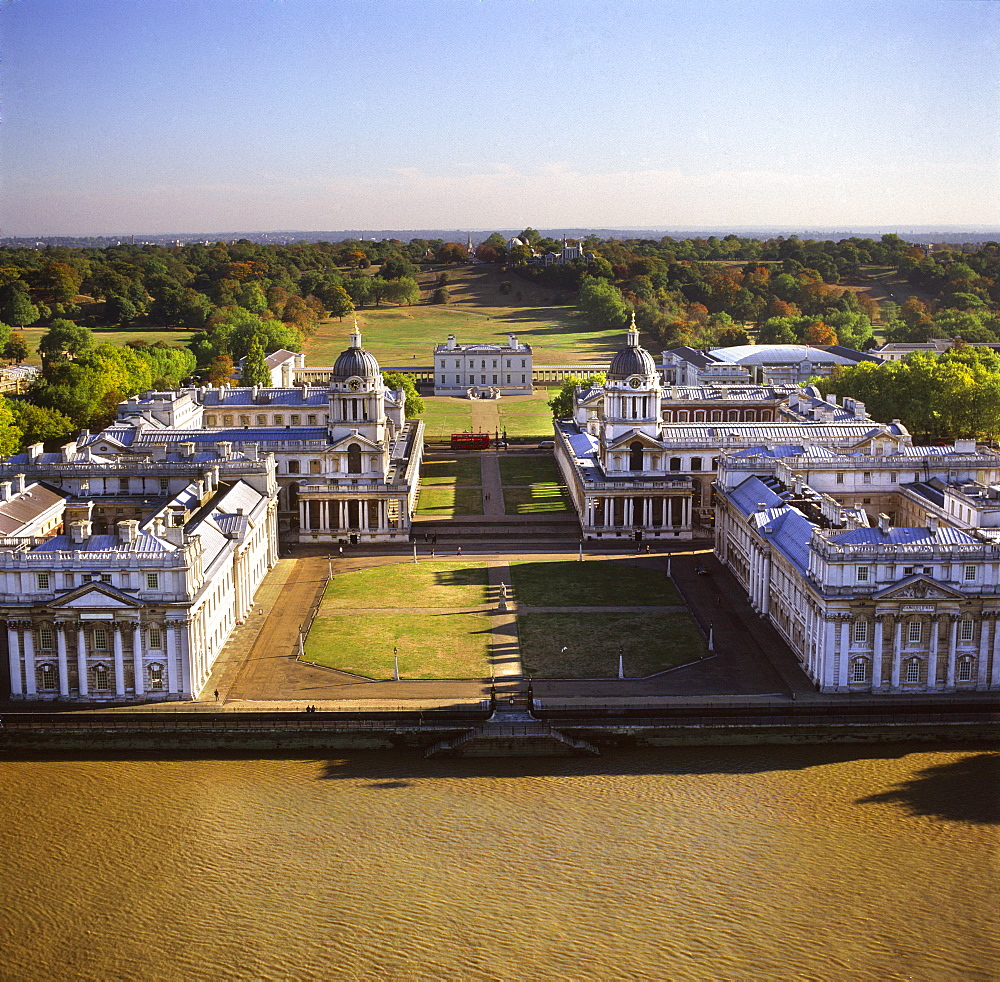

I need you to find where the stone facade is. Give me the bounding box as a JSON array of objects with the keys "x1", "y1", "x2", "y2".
[{"x1": 433, "y1": 334, "x2": 532, "y2": 397}]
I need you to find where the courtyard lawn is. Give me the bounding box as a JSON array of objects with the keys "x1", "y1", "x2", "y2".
[
  {"x1": 304, "y1": 612, "x2": 492, "y2": 679},
  {"x1": 497, "y1": 393, "x2": 558, "y2": 440},
  {"x1": 320, "y1": 561, "x2": 489, "y2": 609},
  {"x1": 510, "y1": 559, "x2": 680, "y2": 606},
  {"x1": 518, "y1": 612, "x2": 705, "y2": 678},
  {"x1": 416, "y1": 486, "x2": 483, "y2": 516},
  {"x1": 419, "y1": 456, "x2": 483, "y2": 487},
  {"x1": 503, "y1": 486, "x2": 571, "y2": 515},
  {"x1": 498, "y1": 455, "x2": 563, "y2": 485},
  {"x1": 415, "y1": 396, "x2": 476, "y2": 441}
]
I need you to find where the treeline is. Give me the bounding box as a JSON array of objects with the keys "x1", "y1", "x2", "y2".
[{"x1": 821, "y1": 345, "x2": 1000, "y2": 443}]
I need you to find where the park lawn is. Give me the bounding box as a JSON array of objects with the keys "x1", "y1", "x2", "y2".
[
  {"x1": 304, "y1": 611, "x2": 492, "y2": 679},
  {"x1": 511, "y1": 559, "x2": 680, "y2": 606},
  {"x1": 518, "y1": 612, "x2": 705, "y2": 679},
  {"x1": 419, "y1": 456, "x2": 482, "y2": 487},
  {"x1": 416, "y1": 486, "x2": 483, "y2": 516},
  {"x1": 498, "y1": 455, "x2": 562, "y2": 485},
  {"x1": 503, "y1": 486, "x2": 571, "y2": 514},
  {"x1": 320, "y1": 561, "x2": 489, "y2": 609},
  {"x1": 18, "y1": 324, "x2": 196, "y2": 367},
  {"x1": 497, "y1": 393, "x2": 557, "y2": 439},
  {"x1": 415, "y1": 396, "x2": 476, "y2": 440}
]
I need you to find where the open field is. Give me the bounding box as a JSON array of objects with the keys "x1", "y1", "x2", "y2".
[
  {"x1": 497, "y1": 393, "x2": 557, "y2": 439},
  {"x1": 511, "y1": 559, "x2": 680, "y2": 606},
  {"x1": 319, "y1": 562, "x2": 489, "y2": 609},
  {"x1": 498, "y1": 455, "x2": 562, "y2": 485},
  {"x1": 518, "y1": 611, "x2": 705, "y2": 678},
  {"x1": 418, "y1": 456, "x2": 482, "y2": 486},
  {"x1": 304, "y1": 611, "x2": 492, "y2": 679},
  {"x1": 416, "y1": 486, "x2": 484, "y2": 516},
  {"x1": 415, "y1": 397, "x2": 477, "y2": 440}
]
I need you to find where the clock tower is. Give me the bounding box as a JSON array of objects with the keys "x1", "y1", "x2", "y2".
[{"x1": 602, "y1": 312, "x2": 663, "y2": 442}]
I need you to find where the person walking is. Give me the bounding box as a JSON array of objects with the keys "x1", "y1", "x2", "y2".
[{"x1": 457, "y1": 545, "x2": 462, "y2": 556}]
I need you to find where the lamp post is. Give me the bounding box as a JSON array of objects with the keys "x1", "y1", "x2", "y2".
[
  {"x1": 393, "y1": 646, "x2": 399, "y2": 681},
  {"x1": 618, "y1": 645, "x2": 624, "y2": 679},
  {"x1": 707, "y1": 622, "x2": 714, "y2": 654}
]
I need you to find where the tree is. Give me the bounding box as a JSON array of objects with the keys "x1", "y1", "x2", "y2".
[
  {"x1": 437, "y1": 242, "x2": 470, "y2": 263},
  {"x1": 382, "y1": 371, "x2": 425, "y2": 417},
  {"x1": 382, "y1": 277, "x2": 420, "y2": 306},
  {"x1": 757, "y1": 318, "x2": 798, "y2": 345},
  {"x1": 0, "y1": 281, "x2": 39, "y2": 327},
  {"x1": 345, "y1": 276, "x2": 373, "y2": 308},
  {"x1": 803, "y1": 321, "x2": 838, "y2": 345},
  {"x1": 105, "y1": 294, "x2": 139, "y2": 325},
  {"x1": 5, "y1": 399, "x2": 74, "y2": 447},
  {"x1": 0, "y1": 399, "x2": 22, "y2": 456},
  {"x1": 578, "y1": 275, "x2": 628, "y2": 328},
  {"x1": 4, "y1": 332, "x2": 30, "y2": 363},
  {"x1": 241, "y1": 336, "x2": 272, "y2": 387},
  {"x1": 326, "y1": 285, "x2": 355, "y2": 321},
  {"x1": 207, "y1": 353, "x2": 234, "y2": 386},
  {"x1": 431, "y1": 286, "x2": 451, "y2": 304},
  {"x1": 518, "y1": 228, "x2": 541, "y2": 247},
  {"x1": 38, "y1": 319, "x2": 95, "y2": 363},
  {"x1": 379, "y1": 255, "x2": 418, "y2": 280},
  {"x1": 548, "y1": 374, "x2": 606, "y2": 418}
]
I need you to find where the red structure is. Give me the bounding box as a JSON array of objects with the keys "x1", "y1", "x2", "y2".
[{"x1": 450, "y1": 432, "x2": 490, "y2": 450}]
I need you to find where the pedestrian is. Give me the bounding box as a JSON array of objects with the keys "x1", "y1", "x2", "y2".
[
  {"x1": 432, "y1": 533, "x2": 437, "y2": 545},
  {"x1": 645, "y1": 544, "x2": 650, "y2": 554},
  {"x1": 457, "y1": 545, "x2": 462, "y2": 556},
  {"x1": 214, "y1": 689, "x2": 219, "y2": 702},
  {"x1": 339, "y1": 546, "x2": 343, "y2": 557},
  {"x1": 431, "y1": 548, "x2": 436, "y2": 557}
]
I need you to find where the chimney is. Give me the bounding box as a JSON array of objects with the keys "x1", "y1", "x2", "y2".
[
  {"x1": 757, "y1": 502, "x2": 768, "y2": 513},
  {"x1": 69, "y1": 519, "x2": 93, "y2": 544},
  {"x1": 27, "y1": 443, "x2": 43, "y2": 461},
  {"x1": 0, "y1": 481, "x2": 12, "y2": 502},
  {"x1": 446, "y1": 334, "x2": 457, "y2": 351},
  {"x1": 218, "y1": 441, "x2": 231, "y2": 460},
  {"x1": 878, "y1": 513, "x2": 891, "y2": 534},
  {"x1": 117, "y1": 520, "x2": 139, "y2": 544},
  {"x1": 927, "y1": 515, "x2": 939, "y2": 532},
  {"x1": 180, "y1": 441, "x2": 196, "y2": 458},
  {"x1": 60, "y1": 442, "x2": 75, "y2": 463},
  {"x1": 954, "y1": 439, "x2": 976, "y2": 453}
]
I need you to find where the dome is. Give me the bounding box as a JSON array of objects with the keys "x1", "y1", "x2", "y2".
[
  {"x1": 331, "y1": 329, "x2": 381, "y2": 381},
  {"x1": 608, "y1": 317, "x2": 657, "y2": 380}
]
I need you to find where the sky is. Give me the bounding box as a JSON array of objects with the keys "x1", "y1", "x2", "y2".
[{"x1": 2, "y1": 0, "x2": 998, "y2": 235}]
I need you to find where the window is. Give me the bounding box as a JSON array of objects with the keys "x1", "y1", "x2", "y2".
[
  {"x1": 347, "y1": 444, "x2": 362, "y2": 474},
  {"x1": 907, "y1": 621, "x2": 922, "y2": 644},
  {"x1": 851, "y1": 658, "x2": 870, "y2": 683},
  {"x1": 506, "y1": 375, "x2": 511, "y2": 384},
  {"x1": 39, "y1": 664, "x2": 57, "y2": 691},
  {"x1": 309, "y1": 459, "x2": 321, "y2": 474},
  {"x1": 905, "y1": 658, "x2": 922, "y2": 683},
  {"x1": 669, "y1": 457, "x2": 681, "y2": 472},
  {"x1": 904, "y1": 566, "x2": 915, "y2": 576},
  {"x1": 146, "y1": 573, "x2": 159, "y2": 590},
  {"x1": 223, "y1": 415, "x2": 233, "y2": 426},
  {"x1": 148, "y1": 627, "x2": 162, "y2": 649},
  {"x1": 39, "y1": 627, "x2": 54, "y2": 649},
  {"x1": 240, "y1": 415, "x2": 250, "y2": 426},
  {"x1": 100, "y1": 574, "x2": 111, "y2": 584},
  {"x1": 149, "y1": 663, "x2": 164, "y2": 690},
  {"x1": 119, "y1": 478, "x2": 129, "y2": 492},
  {"x1": 853, "y1": 620, "x2": 869, "y2": 644},
  {"x1": 256, "y1": 414, "x2": 266, "y2": 425},
  {"x1": 856, "y1": 566, "x2": 869, "y2": 583},
  {"x1": 964, "y1": 565, "x2": 977, "y2": 582},
  {"x1": 691, "y1": 457, "x2": 702, "y2": 471},
  {"x1": 94, "y1": 628, "x2": 109, "y2": 651},
  {"x1": 960, "y1": 619, "x2": 974, "y2": 642},
  {"x1": 36, "y1": 573, "x2": 49, "y2": 590},
  {"x1": 863, "y1": 472, "x2": 872, "y2": 484},
  {"x1": 492, "y1": 375, "x2": 498, "y2": 384},
  {"x1": 159, "y1": 478, "x2": 169, "y2": 491},
  {"x1": 291, "y1": 415, "x2": 300, "y2": 425},
  {"x1": 93, "y1": 664, "x2": 110, "y2": 690},
  {"x1": 273, "y1": 415, "x2": 283, "y2": 425},
  {"x1": 958, "y1": 658, "x2": 974, "y2": 682},
  {"x1": 629, "y1": 441, "x2": 644, "y2": 471},
  {"x1": 206, "y1": 415, "x2": 216, "y2": 426},
  {"x1": 308, "y1": 415, "x2": 317, "y2": 425},
  {"x1": 889, "y1": 473, "x2": 897, "y2": 483},
  {"x1": 836, "y1": 473, "x2": 844, "y2": 484},
  {"x1": 288, "y1": 460, "x2": 300, "y2": 474}
]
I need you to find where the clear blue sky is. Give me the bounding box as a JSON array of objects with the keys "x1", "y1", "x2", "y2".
[{"x1": 2, "y1": 0, "x2": 997, "y2": 235}]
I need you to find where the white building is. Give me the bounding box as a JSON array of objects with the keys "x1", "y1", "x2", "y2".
[
  {"x1": 663, "y1": 344, "x2": 878, "y2": 386},
  {"x1": 433, "y1": 334, "x2": 533, "y2": 398},
  {"x1": 0, "y1": 456, "x2": 279, "y2": 703},
  {"x1": 715, "y1": 457, "x2": 1000, "y2": 694}
]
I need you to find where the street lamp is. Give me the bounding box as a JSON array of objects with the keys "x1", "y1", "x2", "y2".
[{"x1": 393, "y1": 646, "x2": 399, "y2": 681}]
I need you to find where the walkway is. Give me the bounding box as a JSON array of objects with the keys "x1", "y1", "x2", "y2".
[
  {"x1": 487, "y1": 559, "x2": 522, "y2": 678},
  {"x1": 479, "y1": 452, "x2": 506, "y2": 516}
]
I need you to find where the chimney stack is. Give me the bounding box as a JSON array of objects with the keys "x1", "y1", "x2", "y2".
[
  {"x1": 69, "y1": 519, "x2": 93, "y2": 544},
  {"x1": 878, "y1": 513, "x2": 891, "y2": 534}
]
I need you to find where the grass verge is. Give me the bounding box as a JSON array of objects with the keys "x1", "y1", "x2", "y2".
[
  {"x1": 419, "y1": 456, "x2": 483, "y2": 487},
  {"x1": 416, "y1": 486, "x2": 483, "y2": 516},
  {"x1": 498, "y1": 455, "x2": 563, "y2": 485},
  {"x1": 511, "y1": 559, "x2": 680, "y2": 606},
  {"x1": 503, "y1": 486, "x2": 571, "y2": 514},
  {"x1": 320, "y1": 561, "x2": 489, "y2": 609}
]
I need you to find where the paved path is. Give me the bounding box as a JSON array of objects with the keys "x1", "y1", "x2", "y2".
[
  {"x1": 479, "y1": 452, "x2": 506, "y2": 516},
  {"x1": 469, "y1": 398, "x2": 501, "y2": 437},
  {"x1": 486, "y1": 560, "x2": 522, "y2": 678}
]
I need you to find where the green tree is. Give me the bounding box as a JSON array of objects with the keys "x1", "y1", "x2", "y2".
[
  {"x1": 578, "y1": 275, "x2": 627, "y2": 328},
  {"x1": 5, "y1": 399, "x2": 75, "y2": 447},
  {"x1": 38, "y1": 319, "x2": 95, "y2": 363},
  {"x1": 0, "y1": 281, "x2": 39, "y2": 327},
  {"x1": 0, "y1": 399, "x2": 22, "y2": 456},
  {"x1": 756, "y1": 318, "x2": 798, "y2": 345},
  {"x1": 4, "y1": 332, "x2": 30, "y2": 363},
  {"x1": 382, "y1": 371, "x2": 425, "y2": 417},
  {"x1": 241, "y1": 336, "x2": 273, "y2": 387},
  {"x1": 431, "y1": 286, "x2": 451, "y2": 304},
  {"x1": 548, "y1": 373, "x2": 606, "y2": 418},
  {"x1": 326, "y1": 285, "x2": 355, "y2": 321},
  {"x1": 383, "y1": 277, "x2": 420, "y2": 305}
]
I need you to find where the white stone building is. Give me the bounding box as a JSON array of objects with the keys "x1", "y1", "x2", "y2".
[
  {"x1": 0, "y1": 456, "x2": 279, "y2": 703},
  {"x1": 432, "y1": 334, "x2": 533, "y2": 398}
]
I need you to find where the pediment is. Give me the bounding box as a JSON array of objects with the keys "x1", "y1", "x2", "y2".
[
  {"x1": 50, "y1": 583, "x2": 143, "y2": 609},
  {"x1": 873, "y1": 575, "x2": 966, "y2": 602},
  {"x1": 606, "y1": 430, "x2": 664, "y2": 451},
  {"x1": 328, "y1": 432, "x2": 382, "y2": 451}
]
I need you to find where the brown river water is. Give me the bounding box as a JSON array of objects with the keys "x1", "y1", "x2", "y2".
[{"x1": 0, "y1": 745, "x2": 997, "y2": 982}]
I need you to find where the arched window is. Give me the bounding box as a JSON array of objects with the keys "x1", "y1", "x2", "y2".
[
  {"x1": 904, "y1": 658, "x2": 922, "y2": 684},
  {"x1": 93, "y1": 664, "x2": 111, "y2": 691},
  {"x1": 669, "y1": 457, "x2": 681, "y2": 472},
  {"x1": 39, "y1": 663, "x2": 57, "y2": 691},
  {"x1": 347, "y1": 443, "x2": 362, "y2": 474},
  {"x1": 677, "y1": 410, "x2": 689, "y2": 422},
  {"x1": 694, "y1": 411, "x2": 705, "y2": 422},
  {"x1": 850, "y1": 657, "x2": 871, "y2": 683},
  {"x1": 711, "y1": 411, "x2": 722, "y2": 422},
  {"x1": 629, "y1": 441, "x2": 644, "y2": 471},
  {"x1": 149, "y1": 663, "x2": 164, "y2": 691},
  {"x1": 957, "y1": 657, "x2": 974, "y2": 682}
]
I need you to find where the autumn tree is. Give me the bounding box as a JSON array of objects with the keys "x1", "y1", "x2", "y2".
[
  {"x1": 803, "y1": 321, "x2": 838, "y2": 345},
  {"x1": 207, "y1": 354, "x2": 234, "y2": 386},
  {"x1": 4, "y1": 332, "x2": 30, "y2": 363}
]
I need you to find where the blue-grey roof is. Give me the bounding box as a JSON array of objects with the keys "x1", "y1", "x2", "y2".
[
  {"x1": 828, "y1": 526, "x2": 979, "y2": 547},
  {"x1": 203, "y1": 388, "x2": 328, "y2": 407},
  {"x1": 133, "y1": 427, "x2": 329, "y2": 446},
  {"x1": 728, "y1": 476, "x2": 786, "y2": 514},
  {"x1": 764, "y1": 509, "x2": 817, "y2": 573}
]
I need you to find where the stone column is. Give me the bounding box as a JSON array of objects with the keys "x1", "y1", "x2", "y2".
[
  {"x1": 945, "y1": 614, "x2": 959, "y2": 688},
  {"x1": 991, "y1": 611, "x2": 1000, "y2": 688},
  {"x1": 823, "y1": 616, "x2": 837, "y2": 689},
  {"x1": 112, "y1": 621, "x2": 126, "y2": 696},
  {"x1": 56, "y1": 622, "x2": 70, "y2": 696},
  {"x1": 165, "y1": 622, "x2": 179, "y2": 694},
  {"x1": 838, "y1": 616, "x2": 850, "y2": 690},
  {"x1": 299, "y1": 499, "x2": 308, "y2": 531},
  {"x1": 22, "y1": 624, "x2": 36, "y2": 697},
  {"x1": 7, "y1": 622, "x2": 22, "y2": 697},
  {"x1": 977, "y1": 613, "x2": 992, "y2": 687},
  {"x1": 891, "y1": 616, "x2": 903, "y2": 688},
  {"x1": 77, "y1": 624, "x2": 89, "y2": 697},
  {"x1": 133, "y1": 621, "x2": 145, "y2": 697},
  {"x1": 760, "y1": 553, "x2": 771, "y2": 616},
  {"x1": 872, "y1": 614, "x2": 885, "y2": 691},
  {"x1": 926, "y1": 614, "x2": 940, "y2": 690}
]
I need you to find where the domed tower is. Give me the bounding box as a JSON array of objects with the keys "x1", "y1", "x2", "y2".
[
  {"x1": 327, "y1": 326, "x2": 388, "y2": 445},
  {"x1": 603, "y1": 312, "x2": 662, "y2": 440}
]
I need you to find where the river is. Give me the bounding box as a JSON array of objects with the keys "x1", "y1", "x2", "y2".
[{"x1": 0, "y1": 744, "x2": 997, "y2": 981}]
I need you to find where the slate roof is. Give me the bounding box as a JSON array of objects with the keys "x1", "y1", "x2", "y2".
[
  {"x1": 827, "y1": 526, "x2": 980, "y2": 547},
  {"x1": 202, "y1": 388, "x2": 328, "y2": 407}
]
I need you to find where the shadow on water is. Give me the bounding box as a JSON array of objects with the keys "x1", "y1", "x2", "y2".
[{"x1": 856, "y1": 752, "x2": 1000, "y2": 825}]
